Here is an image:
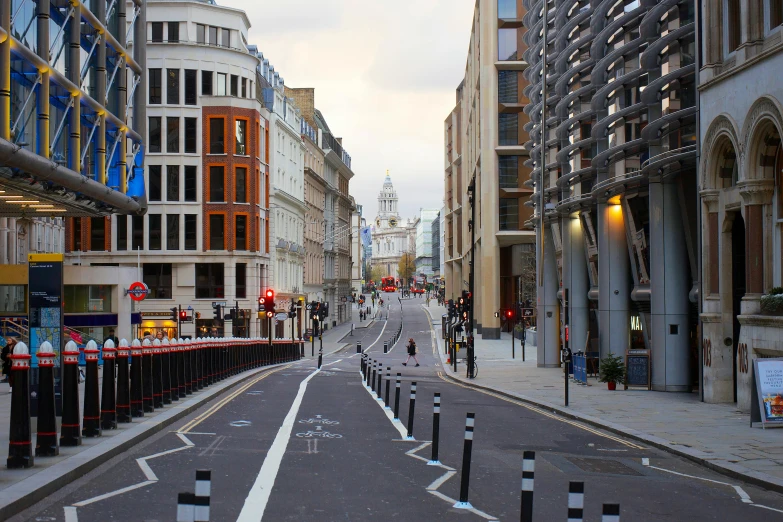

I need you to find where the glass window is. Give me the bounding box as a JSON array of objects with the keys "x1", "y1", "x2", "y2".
[
  {"x1": 209, "y1": 118, "x2": 224, "y2": 153},
  {"x1": 242, "y1": 78, "x2": 247, "y2": 98},
  {"x1": 184, "y1": 69, "x2": 197, "y2": 105},
  {"x1": 499, "y1": 198, "x2": 520, "y2": 231},
  {"x1": 209, "y1": 26, "x2": 218, "y2": 46},
  {"x1": 167, "y1": 214, "x2": 179, "y2": 250},
  {"x1": 499, "y1": 113, "x2": 519, "y2": 145},
  {"x1": 149, "y1": 117, "x2": 161, "y2": 152},
  {"x1": 770, "y1": 0, "x2": 783, "y2": 29},
  {"x1": 149, "y1": 165, "x2": 161, "y2": 201},
  {"x1": 217, "y1": 73, "x2": 227, "y2": 96},
  {"x1": 168, "y1": 22, "x2": 179, "y2": 42},
  {"x1": 726, "y1": 0, "x2": 742, "y2": 54},
  {"x1": 73, "y1": 218, "x2": 82, "y2": 251},
  {"x1": 143, "y1": 264, "x2": 172, "y2": 299},
  {"x1": 90, "y1": 217, "x2": 105, "y2": 251},
  {"x1": 149, "y1": 69, "x2": 161, "y2": 104},
  {"x1": 499, "y1": 156, "x2": 519, "y2": 188},
  {"x1": 0, "y1": 285, "x2": 26, "y2": 313},
  {"x1": 230, "y1": 75, "x2": 238, "y2": 97},
  {"x1": 167, "y1": 117, "x2": 179, "y2": 153},
  {"x1": 185, "y1": 214, "x2": 197, "y2": 250},
  {"x1": 221, "y1": 28, "x2": 230, "y2": 47},
  {"x1": 151, "y1": 22, "x2": 163, "y2": 42},
  {"x1": 202, "y1": 70, "x2": 213, "y2": 95},
  {"x1": 132, "y1": 216, "x2": 143, "y2": 250},
  {"x1": 167, "y1": 165, "x2": 179, "y2": 201},
  {"x1": 498, "y1": 0, "x2": 517, "y2": 18},
  {"x1": 116, "y1": 215, "x2": 127, "y2": 251},
  {"x1": 235, "y1": 119, "x2": 247, "y2": 155},
  {"x1": 498, "y1": 70, "x2": 519, "y2": 104},
  {"x1": 167, "y1": 68, "x2": 179, "y2": 104},
  {"x1": 236, "y1": 215, "x2": 247, "y2": 250},
  {"x1": 498, "y1": 28, "x2": 518, "y2": 61},
  {"x1": 236, "y1": 263, "x2": 247, "y2": 298},
  {"x1": 236, "y1": 167, "x2": 247, "y2": 203},
  {"x1": 185, "y1": 117, "x2": 197, "y2": 153},
  {"x1": 149, "y1": 214, "x2": 162, "y2": 250},
  {"x1": 64, "y1": 285, "x2": 114, "y2": 312},
  {"x1": 209, "y1": 215, "x2": 225, "y2": 250},
  {"x1": 184, "y1": 166, "x2": 197, "y2": 201},
  {"x1": 195, "y1": 263, "x2": 224, "y2": 299},
  {"x1": 197, "y1": 24, "x2": 206, "y2": 44},
  {"x1": 209, "y1": 166, "x2": 224, "y2": 201}
]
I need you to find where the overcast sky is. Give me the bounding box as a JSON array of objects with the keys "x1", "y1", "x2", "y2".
[{"x1": 225, "y1": 0, "x2": 475, "y2": 222}]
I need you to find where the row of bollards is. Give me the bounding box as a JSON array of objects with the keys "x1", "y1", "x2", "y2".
[
  {"x1": 177, "y1": 469, "x2": 212, "y2": 522},
  {"x1": 8, "y1": 337, "x2": 303, "y2": 469}
]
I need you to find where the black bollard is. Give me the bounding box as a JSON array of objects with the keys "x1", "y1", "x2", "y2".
[
  {"x1": 130, "y1": 339, "x2": 145, "y2": 418},
  {"x1": 520, "y1": 451, "x2": 535, "y2": 522},
  {"x1": 317, "y1": 345, "x2": 323, "y2": 369},
  {"x1": 602, "y1": 504, "x2": 620, "y2": 522},
  {"x1": 60, "y1": 340, "x2": 82, "y2": 446},
  {"x1": 116, "y1": 339, "x2": 132, "y2": 422},
  {"x1": 100, "y1": 339, "x2": 118, "y2": 430},
  {"x1": 384, "y1": 367, "x2": 391, "y2": 409},
  {"x1": 384, "y1": 341, "x2": 388, "y2": 354},
  {"x1": 183, "y1": 339, "x2": 193, "y2": 395},
  {"x1": 141, "y1": 339, "x2": 155, "y2": 412},
  {"x1": 364, "y1": 355, "x2": 370, "y2": 384},
  {"x1": 169, "y1": 339, "x2": 180, "y2": 401},
  {"x1": 568, "y1": 482, "x2": 584, "y2": 522},
  {"x1": 406, "y1": 381, "x2": 417, "y2": 440},
  {"x1": 152, "y1": 339, "x2": 164, "y2": 409},
  {"x1": 161, "y1": 338, "x2": 172, "y2": 404},
  {"x1": 394, "y1": 373, "x2": 401, "y2": 420},
  {"x1": 195, "y1": 469, "x2": 212, "y2": 522},
  {"x1": 7, "y1": 341, "x2": 34, "y2": 468},
  {"x1": 82, "y1": 340, "x2": 102, "y2": 437},
  {"x1": 357, "y1": 341, "x2": 362, "y2": 354},
  {"x1": 428, "y1": 393, "x2": 441, "y2": 465},
  {"x1": 371, "y1": 361, "x2": 377, "y2": 395},
  {"x1": 178, "y1": 338, "x2": 188, "y2": 397},
  {"x1": 177, "y1": 491, "x2": 195, "y2": 522},
  {"x1": 454, "y1": 412, "x2": 475, "y2": 508},
  {"x1": 35, "y1": 341, "x2": 59, "y2": 456},
  {"x1": 193, "y1": 338, "x2": 202, "y2": 390}
]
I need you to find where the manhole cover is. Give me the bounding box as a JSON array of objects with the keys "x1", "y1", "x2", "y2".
[{"x1": 566, "y1": 457, "x2": 641, "y2": 476}]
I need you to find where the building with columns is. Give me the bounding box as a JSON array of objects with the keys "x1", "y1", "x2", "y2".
[{"x1": 371, "y1": 174, "x2": 417, "y2": 279}]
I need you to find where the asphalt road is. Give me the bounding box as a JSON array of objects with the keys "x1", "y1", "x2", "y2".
[{"x1": 13, "y1": 297, "x2": 783, "y2": 521}]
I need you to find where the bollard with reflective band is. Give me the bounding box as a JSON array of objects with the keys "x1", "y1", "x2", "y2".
[
  {"x1": 394, "y1": 373, "x2": 401, "y2": 420},
  {"x1": 454, "y1": 412, "x2": 475, "y2": 508},
  {"x1": 161, "y1": 338, "x2": 172, "y2": 404},
  {"x1": 177, "y1": 492, "x2": 195, "y2": 522},
  {"x1": 371, "y1": 362, "x2": 377, "y2": 395},
  {"x1": 35, "y1": 341, "x2": 59, "y2": 456},
  {"x1": 183, "y1": 338, "x2": 193, "y2": 395},
  {"x1": 141, "y1": 339, "x2": 155, "y2": 412},
  {"x1": 170, "y1": 338, "x2": 180, "y2": 401},
  {"x1": 376, "y1": 364, "x2": 383, "y2": 400},
  {"x1": 357, "y1": 341, "x2": 362, "y2": 354},
  {"x1": 116, "y1": 339, "x2": 132, "y2": 422},
  {"x1": 384, "y1": 367, "x2": 391, "y2": 409},
  {"x1": 60, "y1": 340, "x2": 82, "y2": 446},
  {"x1": 520, "y1": 451, "x2": 535, "y2": 522},
  {"x1": 82, "y1": 340, "x2": 102, "y2": 437},
  {"x1": 7, "y1": 341, "x2": 34, "y2": 468},
  {"x1": 406, "y1": 382, "x2": 417, "y2": 440},
  {"x1": 193, "y1": 338, "x2": 202, "y2": 390},
  {"x1": 152, "y1": 339, "x2": 164, "y2": 409},
  {"x1": 602, "y1": 504, "x2": 620, "y2": 522},
  {"x1": 194, "y1": 469, "x2": 211, "y2": 522},
  {"x1": 130, "y1": 339, "x2": 145, "y2": 418},
  {"x1": 383, "y1": 341, "x2": 388, "y2": 354},
  {"x1": 100, "y1": 339, "x2": 118, "y2": 430},
  {"x1": 178, "y1": 339, "x2": 188, "y2": 397},
  {"x1": 567, "y1": 481, "x2": 584, "y2": 522},
  {"x1": 428, "y1": 393, "x2": 441, "y2": 465}
]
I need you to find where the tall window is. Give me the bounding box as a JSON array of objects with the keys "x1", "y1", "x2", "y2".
[
  {"x1": 498, "y1": 70, "x2": 519, "y2": 104},
  {"x1": 151, "y1": 22, "x2": 163, "y2": 42},
  {"x1": 132, "y1": 216, "x2": 144, "y2": 250},
  {"x1": 499, "y1": 113, "x2": 519, "y2": 145},
  {"x1": 167, "y1": 214, "x2": 179, "y2": 250},
  {"x1": 184, "y1": 166, "x2": 197, "y2": 201},
  {"x1": 498, "y1": 0, "x2": 517, "y2": 18},
  {"x1": 499, "y1": 198, "x2": 519, "y2": 231},
  {"x1": 236, "y1": 167, "x2": 247, "y2": 203},
  {"x1": 143, "y1": 263, "x2": 172, "y2": 299},
  {"x1": 241, "y1": 78, "x2": 247, "y2": 98},
  {"x1": 197, "y1": 24, "x2": 206, "y2": 44},
  {"x1": 167, "y1": 69, "x2": 179, "y2": 104},
  {"x1": 236, "y1": 263, "x2": 247, "y2": 298},
  {"x1": 185, "y1": 214, "x2": 197, "y2": 250},
  {"x1": 149, "y1": 165, "x2": 162, "y2": 201},
  {"x1": 498, "y1": 28, "x2": 518, "y2": 61},
  {"x1": 73, "y1": 218, "x2": 82, "y2": 251},
  {"x1": 230, "y1": 75, "x2": 238, "y2": 97},
  {"x1": 235, "y1": 215, "x2": 247, "y2": 250},
  {"x1": 725, "y1": 0, "x2": 742, "y2": 54},
  {"x1": 185, "y1": 70, "x2": 197, "y2": 105},
  {"x1": 217, "y1": 73, "x2": 227, "y2": 96},
  {"x1": 167, "y1": 117, "x2": 179, "y2": 153},
  {"x1": 116, "y1": 215, "x2": 127, "y2": 251},
  {"x1": 768, "y1": 0, "x2": 783, "y2": 31},
  {"x1": 209, "y1": 26, "x2": 218, "y2": 46},
  {"x1": 209, "y1": 166, "x2": 225, "y2": 201},
  {"x1": 499, "y1": 156, "x2": 519, "y2": 188},
  {"x1": 149, "y1": 214, "x2": 162, "y2": 250},
  {"x1": 168, "y1": 22, "x2": 179, "y2": 42},
  {"x1": 210, "y1": 118, "x2": 225, "y2": 153},
  {"x1": 235, "y1": 119, "x2": 247, "y2": 155},
  {"x1": 149, "y1": 117, "x2": 161, "y2": 152},
  {"x1": 167, "y1": 165, "x2": 179, "y2": 201},
  {"x1": 221, "y1": 28, "x2": 230, "y2": 47},
  {"x1": 202, "y1": 70, "x2": 213, "y2": 95},
  {"x1": 209, "y1": 214, "x2": 225, "y2": 250},
  {"x1": 149, "y1": 69, "x2": 161, "y2": 104},
  {"x1": 185, "y1": 117, "x2": 197, "y2": 153},
  {"x1": 90, "y1": 217, "x2": 105, "y2": 251},
  {"x1": 195, "y1": 263, "x2": 224, "y2": 298}
]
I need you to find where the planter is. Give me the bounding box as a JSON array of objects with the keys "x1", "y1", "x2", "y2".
[
  {"x1": 760, "y1": 294, "x2": 783, "y2": 315},
  {"x1": 607, "y1": 381, "x2": 616, "y2": 391}
]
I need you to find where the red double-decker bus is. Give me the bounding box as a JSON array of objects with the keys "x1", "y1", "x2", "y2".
[{"x1": 381, "y1": 276, "x2": 397, "y2": 293}]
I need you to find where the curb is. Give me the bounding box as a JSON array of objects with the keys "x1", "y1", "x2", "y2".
[{"x1": 0, "y1": 361, "x2": 294, "y2": 521}]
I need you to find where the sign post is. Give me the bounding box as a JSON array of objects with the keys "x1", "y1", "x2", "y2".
[{"x1": 751, "y1": 358, "x2": 783, "y2": 429}]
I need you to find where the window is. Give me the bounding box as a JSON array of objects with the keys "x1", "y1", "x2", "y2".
[
  {"x1": 202, "y1": 70, "x2": 213, "y2": 95},
  {"x1": 230, "y1": 75, "x2": 238, "y2": 97},
  {"x1": 149, "y1": 214, "x2": 162, "y2": 250},
  {"x1": 168, "y1": 22, "x2": 179, "y2": 42},
  {"x1": 143, "y1": 263, "x2": 172, "y2": 299},
  {"x1": 73, "y1": 218, "x2": 82, "y2": 251},
  {"x1": 167, "y1": 117, "x2": 179, "y2": 153},
  {"x1": 149, "y1": 117, "x2": 161, "y2": 152},
  {"x1": 167, "y1": 68, "x2": 179, "y2": 104},
  {"x1": 498, "y1": 70, "x2": 519, "y2": 104},
  {"x1": 499, "y1": 113, "x2": 519, "y2": 145},
  {"x1": 116, "y1": 215, "x2": 127, "y2": 251},
  {"x1": 236, "y1": 167, "x2": 247, "y2": 203},
  {"x1": 197, "y1": 24, "x2": 206, "y2": 44},
  {"x1": 221, "y1": 28, "x2": 230, "y2": 47},
  {"x1": 499, "y1": 198, "x2": 519, "y2": 230},
  {"x1": 498, "y1": 0, "x2": 517, "y2": 18},
  {"x1": 90, "y1": 217, "x2": 105, "y2": 251},
  {"x1": 185, "y1": 117, "x2": 197, "y2": 153},
  {"x1": 149, "y1": 69, "x2": 161, "y2": 104},
  {"x1": 151, "y1": 22, "x2": 163, "y2": 42},
  {"x1": 725, "y1": 0, "x2": 742, "y2": 54},
  {"x1": 235, "y1": 215, "x2": 247, "y2": 250},
  {"x1": 167, "y1": 165, "x2": 179, "y2": 201},
  {"x1": 149, "y1": 165, "x2": 162, "y2": 201},
  {"x1": 132, "y1": 216, "x2": 144, "y2": 250},
  {"x1": 217, "y1": 73, "x2": 227, "y2": 96},
  {"x1": 768, "y1": 0, "x2": 783, "y2": 31},
  {"x1": 498, "y1": 28, "x2": 518, "y2": 61},
  {"x1": 242, "y1": 78, "x2": 247, "y2": 98},
  {"x1": 184, "y1": 70, "x2": 197, "y2": 105},
  {"x1": 167, "y1": 214, "x2": 179, "y2": 250},
  {"x1": 209, "y1": 166, "x2": 225, "y2": 201},
  {"x1": 64, "y1": 285, "x2": 113, "y2": 313},
  {"x1": 499, "y1": 156, "x2": 519, "y2": 188},
  {"x1": 235, "y1": 119, "x2": 247, "y2": 155},
  {"x1": 209, "y1": 214, "x2": 225, "y2": 250},
  {"x1": 209, "y1": 26, "x2": 218, "y2": 46},
  {"x1": 185, "y1": 214, "x2": 197, "y2": 250},
  {"x1": 195, "y1": 263, "x2": 224, "y2": 298},
  {"x1": 184, "y1": 166, "x2": 197, "y2": 201},
  {"x1": 209, "y1": 118, "x2": 225, "y2": 153},
  {"x1": 236, "y1": 263, "x2": 247, "y2": 298}
]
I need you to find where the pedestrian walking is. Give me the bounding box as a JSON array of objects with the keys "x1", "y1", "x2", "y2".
[
  {"x1": 104, "y1": 328, "x2": 119, "y2": 348},
  {"x1": 1, "y1": 337, "x2": 17, "y2": 389},
  {"x1": 402, "y1": 338, "x2": 420, "y2": 367}
]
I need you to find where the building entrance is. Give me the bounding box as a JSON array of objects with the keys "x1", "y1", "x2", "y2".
[{"x1": 730, "y1": 212, "x2": 746, "y2": 403}]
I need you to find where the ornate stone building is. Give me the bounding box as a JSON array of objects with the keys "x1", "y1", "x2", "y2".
[{"x1": 370, "y1": 175, "x2": 416, "y2": 279}]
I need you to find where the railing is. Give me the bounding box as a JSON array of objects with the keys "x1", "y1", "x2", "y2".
[
  {"x1": 640, "y1": 144, "x2": 697, "y2": 172},
  {"x1": 591, "y1": 169, "x2": 643, "y2": 195}
]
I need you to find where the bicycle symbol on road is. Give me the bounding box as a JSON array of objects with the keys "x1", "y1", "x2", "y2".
[
  {"x1": 298, "y1": 415, "x2": 339, "y2": 425},
  {"x1": 295, "y1": 425, "x2": 343, "y2": 439}
]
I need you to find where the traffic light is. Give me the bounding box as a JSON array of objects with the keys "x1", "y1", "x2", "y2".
[
  {"x1": 170, "y1": 307, "x2": 178, "y2": 321},
  {"x1": 265, "y1": 289, "x2": 275, "y2": 316},
  {"x1": 448, "y1": 299, "x2": 456, "y2": 319},
  {"x1": 289, "y1": 301, "x2": 297, "y2": 319},
  {"x1": 505, "y1": 308, "x2": 515, "y2": 320},
  {"x1": 258, "y1": 295, "x2": 266, "y2": 312},
  {"x1": 179, "y1": 310, "x2": 187, "y2": 321},
  {"x1": 213, "y1": 304, "x2": 222, "y2": 321}
]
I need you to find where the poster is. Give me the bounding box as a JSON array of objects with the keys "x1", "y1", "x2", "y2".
[
  {"x1": 28, "y1": 253, "x2": 64, "y2": 368},
  {"x1": 754, "y1": 358, "x2": 783, "y2": 427}
]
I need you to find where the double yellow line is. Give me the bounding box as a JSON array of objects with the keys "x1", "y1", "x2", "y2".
[
  {"x1": 178, "y1": 365, "x2": 291, "y2": 434},
  {"x1": 437, "y1": 371, "x2": 645, "y2": 450}
]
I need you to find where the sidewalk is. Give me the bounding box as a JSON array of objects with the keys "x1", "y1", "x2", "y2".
[{"x1": 423, "y1": 303, "x2": 783, "y2": 493}]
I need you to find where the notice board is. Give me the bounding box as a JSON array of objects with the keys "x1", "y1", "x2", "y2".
[{"x1": 625, "y1": 349, "x2": 650, "y2": 390}]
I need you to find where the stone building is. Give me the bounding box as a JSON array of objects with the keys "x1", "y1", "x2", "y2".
[
  {"x1": 371, "y1": 175, "x2": 417, "y2": 280},
  {"x1": 301, "y1": 117, "x2": 326, "y2": 303}
]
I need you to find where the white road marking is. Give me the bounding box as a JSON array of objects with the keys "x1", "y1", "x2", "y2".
[
  {"x1": 236, "y1": 367, "x2": 321, "y2": 522},
  {"x1": 642, "y1": 459, "x2": 753, "y2": 504},
  {"x1": 752, "y1": 504, "x2": 783, "y2": 514},
  {"x1": 63, "y1": 506, "x2": 78, "y2": 522},
  {"x1": 428, "y1": 490, "x2": 498, "y2": 521},
  {"x1": 321, "y1": 359, "x2": 343, "y2": 367},
  {"x1": 362, "y1": 309, "x2": 391, "y2": 353},
  {"x1": 427, "y1": 471, "x2": 456, "y2": 491},
  {"x1": 72, "y1": 481, "x2": 157, "y2": 507},
  {"x1": 361, "y1": 371, "x2": 408, "y2": 439}
]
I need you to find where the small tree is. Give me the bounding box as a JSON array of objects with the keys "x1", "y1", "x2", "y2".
[{"x1": 398, "y1": 251, "x2": 416, "y2": 286}]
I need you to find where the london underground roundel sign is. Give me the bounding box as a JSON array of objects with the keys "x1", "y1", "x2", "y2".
[{"x1": 128, "y1": 281, "x2": 149, "y2": 302}]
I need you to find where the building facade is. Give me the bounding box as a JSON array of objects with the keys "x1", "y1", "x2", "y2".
[
  {"x1": 444, "y1": 0, "x2": 536, "y2": 339},
  {"x1": 351, "y1": 202, "x2": 366, "y2": 295},
  {"x1": 415, "y1": 209, "x2": 440, "y2": 277},
  {"x1": 371, "y1": 175, "x2": 416, "y2": 279},
  {"x1": 699, "y1": 0, "x2": 783, "y2": 408},
  {"x1": 431, "y1": 211, "x2": 441, "y2": 280},
  {"x1": 301, "y1": 116, "x2": 326, "y2": 303}
]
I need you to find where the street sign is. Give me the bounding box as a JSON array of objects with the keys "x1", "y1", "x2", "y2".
[
  {"x1": 275, "y1": 312, "x2": 288, "y2": 321},
  {"x1": 127, "y1": 281, "x2": 149, "y2": 302},
  {"x1": 306, "y1": 304, "x2": 312, "y2": 310},
  {"x1": 522, "y1": 308, "x2": 534, "y2": 317},
  {"x1": 212, "y1": 301, "x2": 227, "y2": 308}
]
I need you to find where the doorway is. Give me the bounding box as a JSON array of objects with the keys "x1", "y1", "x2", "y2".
[{"x1": 730, "y1": 212, "x2": 746, "y2": 403}]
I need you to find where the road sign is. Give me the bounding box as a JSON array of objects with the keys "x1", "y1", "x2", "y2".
[
  {"x1": 521, "y1": 308, "x2": 534, "y2": 317},
  {"x1": 306, "y1": 304, "x2": 312, "y2": 310},
  {"x1": 212, "y1": 301, "x2": 227, "y2": 308},
  {"x1": 275, "y1": 312, "x2": 288, "y2": 321},
  {"x1": 127, "y1": 282, "x2": 149, "y2": 302}
]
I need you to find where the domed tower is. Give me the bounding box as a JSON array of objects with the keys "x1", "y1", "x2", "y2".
[{"x1": 376, "y1": 172, "x2": 400, "y2": 229}]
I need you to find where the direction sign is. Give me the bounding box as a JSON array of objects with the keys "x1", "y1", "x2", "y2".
[
  {"x1": 275, "y1": 312, "x2": 289, "y2": 321},
  {"x1": 127, "y1": 282, "x2": 149, "y2": 302},
  {"x1": 521, "y1": 308, "x2": 534, "y2": 317}
]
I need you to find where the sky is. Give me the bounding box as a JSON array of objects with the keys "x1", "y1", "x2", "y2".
[{"x1": 224, "y1": 0, "x2": 475, "y2": 222}]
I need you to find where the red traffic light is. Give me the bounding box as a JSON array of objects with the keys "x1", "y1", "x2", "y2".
[
  {"x1": 179, "y1": 311, "x2": 187, "y2": 320},
  {"x1": 265, "y1": 289, "x2": 274, "y2": 300},
  {"x1": 259, "y1": 296, "x2": 265, "y2": 305},
  {"x1": 506, "y1": 309, "x2": 514, "y2": 318}
]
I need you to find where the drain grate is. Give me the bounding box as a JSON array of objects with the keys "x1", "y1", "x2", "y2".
[{"x1": 566, "y1": 457, "x2": 642, "y2": 476}]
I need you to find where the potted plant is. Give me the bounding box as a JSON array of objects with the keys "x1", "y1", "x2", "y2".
[
  {"x1": 599, "y1": 353, "x2": 625, "y2": 390},
  {"x1": 761, "y1": 287, "x2": 783, "y2": 316}
]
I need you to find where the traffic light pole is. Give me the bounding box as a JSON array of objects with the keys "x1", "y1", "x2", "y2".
[
  {"x1": 467, "y1": 176, "x2": 476, "y2": 379},
  {"x1": 177, "y1": 305, "x2": 182, "y2": 338}
]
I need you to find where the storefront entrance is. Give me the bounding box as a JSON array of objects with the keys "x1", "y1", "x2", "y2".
[{"x1": 730, "y1": 211, "x2": 746, "y2": 403}]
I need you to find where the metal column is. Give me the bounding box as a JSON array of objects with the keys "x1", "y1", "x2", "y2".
[{"x1": 598, "y1": 202, "x2": 630, "y2": 358}]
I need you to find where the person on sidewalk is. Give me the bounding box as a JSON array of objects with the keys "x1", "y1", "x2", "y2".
[
  {"x1": 103, "y1": 328, "x2": 119, "y2": 348},
  {"x1": 1, "y1": 337, "x2": 17, "y2": 389},
  {"x1": 402, "y1": 338, "x2": 420, "y2": 367}
]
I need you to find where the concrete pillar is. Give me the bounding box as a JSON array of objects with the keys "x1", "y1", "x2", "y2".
[
  {"x1": 537, "y1": 224, "x2": 560, "y2": 367},
  {"x1": 649, "y1": 180, "x2": 691, "y2": 391},
  {"x1": 598, "y1": 201, "x2": 630, "y2": 358},
  {"x1": 562, "y1": 213, "x2": 589, "y2": 355}
]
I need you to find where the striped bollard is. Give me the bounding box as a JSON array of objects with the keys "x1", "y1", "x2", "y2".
[
  {"x1": 602, "y1": 504, "x2": 620, "y2": 522},
  {"x1": 371, "y1": 361, "x2": 377, "y2": 395},
  {"x1": 130, "y1": 339, "x2": 144, "y2": 419},
  {"x1": 7, "y1": 341, "x2": 33, "y2": 468},
  {"x1": 152, "y1": 339, "x2": 164, "y2": 409},
  {"x1": 384, "y1": 367, "x2": 391, "y2": 409},
  {"x1": 393, "y1": 373, "x2": 401, "y2": 420},
  {"x1": 35, "y1": 342, "x2": 59, "y2": 456},
  {"x1": 406, "y1": 382, "x2": 417, "y2": 440},
  {"x1": 357, "y1": 341, "x2": 362, "y2": 354},
  {"x1": 116, "y1": 339, "x2": 132, "y2": 422},
  {"x1": 364, "y1": 356, "x2": 370, "y2": 385},
  {"x1": 177, "y1": 492, "x2": 195, "y2": 522},
  {"x1": 82, "y1": 340, "x2": 102, "y2": 437},
  {"x1": 161, "y1": 338, "x2": 172, "y2": 404},
  {"x1": 520, "y1": 450, "x2": 535, "y2": 522},
  {"x1": 428, "y1": 393, "x2": 441, "y2": 465},
  {"x1": 376, "y1": 363, "x2": 383, "y2": 400},
  {"x1": 383, "y1": 341, "x2": 388, "y2": 354},
  {"x1": 454, "y1": 412, "x2": 475, "y2": 509},
  {"x1": 568, "y1": 482, "x2": 584, "y2": 522},
  {"x1": 195, "y1": 469, "x2": 211, "y2": 522},
  {"x1": 141, "y1": 339, "x2": 155, "y2": 412},
  {"x1": 100, "y1": 339, "x2": 118, "y2": 430},
  {"x1": 169, "y1": 339, "x2": 180, "y2": 402}
]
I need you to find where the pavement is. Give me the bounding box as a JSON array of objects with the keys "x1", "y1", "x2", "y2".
[{"x1": 423, "y1": 303, "x2": 783, "y2": 494}]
